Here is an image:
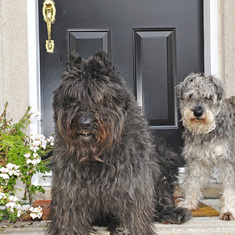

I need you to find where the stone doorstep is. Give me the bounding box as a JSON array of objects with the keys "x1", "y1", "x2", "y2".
[
  {"x1": 32, "y1": 183, "x2": 221, "y2": 202},
  {"x1": 33, "y1": 185, "x2": 221, "y2": 201},
  {"x1": 23, "y1": 198, "x2": 220, "y2": 221},
  {"x1": 2, "y1": 200, "x2": 235, "y2": 235},
  {"x1": 3, "y1": 171, "x2": 227, "y2": 234},
  {"x1": 1, "y1": 217, "x2": 235, "y2": 235},
  {"x1": 34, "y1": 170, "x2": 222, "y2": 201}
]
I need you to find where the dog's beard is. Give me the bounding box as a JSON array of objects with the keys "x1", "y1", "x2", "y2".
[
  {"x1": 181, "y1": 108, "x2": 216, "y2": 135},
  {"x1": 66, "y1": 129, "x2": 110, "y2": 163},
  {"x1": 57, "y1": 107, "x2": 125, "y2": 163},
  {"x1": 63, "y1": 138, "x2": 106, "y2": 163},
  {"x1": 76, "y1": 146, "x2": 104, "y2": 163},
  {"x1": 58, "y1": 119, "x2": 118, "y2": 163}
]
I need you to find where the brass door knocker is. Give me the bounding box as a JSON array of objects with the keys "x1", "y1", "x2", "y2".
[{"x1": 42, "y1": 0, "x2": 56, "y2": 53}]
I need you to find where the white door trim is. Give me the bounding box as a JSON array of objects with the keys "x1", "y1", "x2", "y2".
[
  {"x1": 26, "y1": 0, "x2": 41, "y2": 135},
  {"x1": 26, "y1": 0, "x2": 218, "y2": 134},
  {"x1": 204, "y1": 0, "x2": 218, "y2": 76}
]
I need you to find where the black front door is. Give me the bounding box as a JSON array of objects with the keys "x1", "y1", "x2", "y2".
[{"x1": 39, "y1": 0, "x2": 204, "y2": 154}]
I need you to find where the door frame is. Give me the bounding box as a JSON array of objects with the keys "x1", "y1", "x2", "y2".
[{"x1": 26, "y1": 0, "x2": 218, "y2": 134}]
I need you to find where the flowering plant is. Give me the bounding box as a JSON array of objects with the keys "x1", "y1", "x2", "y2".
[
  {"x1": 0, "y1": 193, "x2": 21, "y2": 222},
  {"x1": 0, "y1": 103, "x2": 54, "y2": 222}
]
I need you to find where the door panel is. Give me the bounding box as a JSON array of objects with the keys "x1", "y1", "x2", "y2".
[
  {"x1": 134, "y1": 29, "x2": 176, "y2": 127},
  {"x1": 39, "y1": 0, "x2": 204, "y2": 155},
  {"x1": 68, "y1": 29, "x2": 110, "y2": 58}
]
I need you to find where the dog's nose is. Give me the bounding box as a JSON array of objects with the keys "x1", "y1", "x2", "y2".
[
  {"x1": 194, "y1": 106, "x2": 204, "y2": 118},
  {"x1": 78, "y1": 112, "x2": 94, "y2": 128}
]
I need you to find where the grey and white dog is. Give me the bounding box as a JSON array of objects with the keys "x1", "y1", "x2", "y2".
[{"x1": 177, "y1": 73, "x2": 235, "y2": 220}]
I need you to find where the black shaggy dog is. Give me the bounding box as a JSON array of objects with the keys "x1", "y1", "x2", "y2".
[{"x1": 47, "y1": 51, "x2": 190, "y2": 235}]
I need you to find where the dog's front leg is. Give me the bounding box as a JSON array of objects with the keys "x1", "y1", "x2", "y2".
[
  {"x1": 47, "y1": 196, "x2": 94, "y2": 235},
  {"x1": 217, "y1": 160, "x2": 235, "y2": 221},
  {"x1": 178, "y1": 159, "x2": 211, "y2": 210},
  {"x1": 47, "y1": 174, "x2": 95, "y2": 235}
]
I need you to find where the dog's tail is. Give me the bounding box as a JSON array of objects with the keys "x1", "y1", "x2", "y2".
[
  {"x1": 154, "y1": 137, "x2": 183, "y2": 183},
  {"x1": 153, "y1": 137, "x2": 191, "y2": 224}
]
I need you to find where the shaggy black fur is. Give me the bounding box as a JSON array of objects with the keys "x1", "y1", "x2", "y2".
[{"x1": 47, "y1": 51, "x2": 190, "y2": 235}]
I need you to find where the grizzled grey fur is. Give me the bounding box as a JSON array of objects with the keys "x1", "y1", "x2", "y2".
[
  {"x1": 177, "y1": 73, "x2": 235, "y2": 221},
  {"x1": 47, "y1": 51, "x2": 190, "y2": 235}
]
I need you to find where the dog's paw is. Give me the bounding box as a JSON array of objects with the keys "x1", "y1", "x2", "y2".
[
  {"x1": 220, "y1": 212, "x2": 235, "y2": 221},
  {"x1": 170, "y1": 207, "x2": 192, "y2": 224},
  {"x1": 176, "y1": 199, "x2": 198, "y2": 211},
  {"x1": 110, "y1": 227, "x2": 130, "y2": 235},
  {"x1": 157, "y1": 207, "x2": 192, "y2": 224}
]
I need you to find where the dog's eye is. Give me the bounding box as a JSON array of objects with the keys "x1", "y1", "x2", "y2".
[
  {"x1": 68, "y1": 97, "x2": 77, "y2": 103},
  {"x1": 188, "y1": 94, "x2": 193, "y2": 99},
  {"x1": 206, "y1": 95, "x2": 212, "y2": 100}
]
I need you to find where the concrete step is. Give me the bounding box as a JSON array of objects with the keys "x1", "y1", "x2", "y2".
[
  {"x1": 1, "y1": 200, "x2": 235, "y2": 234},
  {"x1": 155, "y1": 217, "x2": 235, "y2": 235},
  {"x1": 1, "y1": 218, "x2": 235, "y2": 235}
]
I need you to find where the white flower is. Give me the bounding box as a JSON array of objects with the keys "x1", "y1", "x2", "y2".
[
  {"x1": 33, "y1": 153, "x2": 38, "y2": 159},
  {"x1": 6, "y1": 202, "x2": 16, "y2": 212},
  {"x1": 33, "y1": 158, "x2": 41, "y2": 165},
  {"x1": 8, "y1": 196, "x2": 18, "y2": 202},
  {"x1": 26, "y1": 159, "x2": 32, "y2": 165},
  {"x1": 6, "y1": 163, "x2": 14, "y2": 169},
  {"x1": 30, "y1": 212, "x2": 38, "y2": 219},
  {"x1": 29, "y1": 206, "x2": 43, "y2": 219},
  {"x1": 0, "y1": 173, "x2": 9, "y2": 179},
  {"x1": 29, "y1": 134, "x2": 51, "y2": 150},
  {"x1": 30, "y1": 134, "x2": 37, "y2": 141},
  {"x1": 0, "y1": 167, "x2": 9, "y2": 173},
  {"x1": 29, "y1": 108, "x2": 40, "y2": 120},
  {"x1": 30, "y1": 145, "x2": 39, "y2": 152},
  {"x1": 33, "y1": 140, "x2": 41, "y2": 147},
  {"x1": 48, "y1": 136, "x2": 54, "y2": 142},
  {"x1": 29, "y1": 207, "x2": 34, "y2": 212},
  {"x1": 39, "y1": 135, "x2": 46, "y2": 142},
  {"x1": 47, "y1": 136, "x2": 54, "y2": 146},
  {"x1": 31, "y1": 134, "x2": 45, "y2": 142},
  {"x1": 17, "y1": 210, "x2": 21, "y2": 217},
  {"x1": 14, "y1": 170, "x2": 20, "y2": 176},
  {"x1": 31, "y1": 160, "x2": 37, "y2": 165},
  {"x1": 6, "y1": 163, "x2": 20, "y2": 176},
  {"x1": 0, "y1": 193, "x2": 6, "y2": 199},
  {"x1": 15, "y1": 203, "x2": 21, "y2": 210},
  {"x1": 37, "y1": 212, "x2": 43, "y2": 219},
  {"x1": 26, "y1": 158, "x2": 41, "y2": 166},
  {"x1": 29, "y1": 206, "x2": 42, "y2": 213},
  {"x1": 34, "y1": 206, "x2": 42, "y2": 213},
  {"x1": 24, "y1": 153, "x2": 31, "y2": 159},
  {"x1": 41, "y1": 140, "x2": 47, "y2": 149},
  {"x1": 6, "y1": 163, "x2": 19, "y2": 170},
  {"x1": 0, "y1": 167, "x2": 10, "y2": 179},
  {"x1": 5, "y1": 197, "x2": 21, "y2": 214}
]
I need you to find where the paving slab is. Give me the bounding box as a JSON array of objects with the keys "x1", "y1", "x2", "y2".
[
  {"x1": 1, "y1": 200, "x2": 235, "y2": 234},
  {"x1": 1, "y1": 218, "x2": 235, "y2": 235}
]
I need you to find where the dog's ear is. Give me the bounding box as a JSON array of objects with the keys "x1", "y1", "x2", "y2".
[
  {"x1": 209, "y1": 75, "x2": 225, "y2": 100},
  {"x1": 53, "y1": 86, "x2": 63, "y2": 121},
  {"x1": 176, "y1": 82, "x2": 184, "y2": 100},
  {"x1": 65, "y1": 51, "x2": 83, "y2": 71},
  {"x1": 176, "y1": 73, "x2": 197, "y2": 99},
  {"x1": 91, "y1": 50, "x2": 112, "y2": 68}
]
